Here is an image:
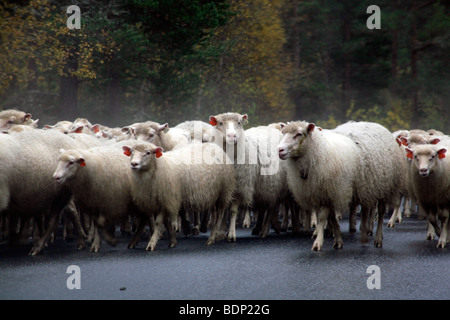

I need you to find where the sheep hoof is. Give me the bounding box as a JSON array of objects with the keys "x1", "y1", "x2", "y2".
[
  {"x1": 311, "y1": 242, "x2": 322, "y2": 251},
  {"x1": 437, "y1": 241, "x2": 446, "y2": 249},
  {"x1": 191, "y1": 227, "x2": 200, "y2": 236},
  {"x1": 205, "y1": 239, "x2": 214, "y2": 245},
  {"x1": 28, "y1": 247, "x2": 41, "y2": 256},
  {"x1": 146, "y1": 244, "x2": 156, "y2": 251},
  {"x1": 333, "y1": 241, "x2": 343, "y2": 249},
  {"x1": 227, "y1": 236, "x2": 236, "y2": 242},
  {"x1": 374, "y1": 240, "x2": 383, "y2": 248}
]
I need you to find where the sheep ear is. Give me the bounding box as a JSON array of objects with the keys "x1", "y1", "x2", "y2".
[
  {"x1": 153, "y1": 147, "x2": 164, "y2": 158},
  {"x1": 405, "y1": 147, "x2": 414, "y2": 159},
  {"x1": 91, "y1": 124, "x2": 100, "y2": 134},
  {"x1": 430, "y1": 138, "x2": 440, "y2": 145},
  {"x1": 74, "y1": 125, "x2": 84, "y2": 134},
  {"x1": 209, "y1": 116, "x2": 218, "y2": 126},
  {"x1": 307, "y1": 123, "x2": 315, "y2": 133},
  {"x1": 78, "y1": 158, "x2": 86, "y2": 167},
  {"x1": 437, "y1": 148, "x2": 446, "y2": 159},
  {"x1": 241, "y1": 114, "x2": 248, "y2": 125},
  {"x1": 158, "y1": 123, "x2": 169, "y2": 133},
  {"x1": 123, "y1": 146, "x2": 132, "y2": 157},
  {"x1": 24, "y1": 113, "x2": 32, "y2": 121}
]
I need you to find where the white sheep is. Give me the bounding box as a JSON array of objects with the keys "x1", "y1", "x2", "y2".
[
  {"x1": 278, "y1": 121, "x2": 361, "y2": 250},
  {"x1": 208, "y1": 113, "x2": 287, "y2": 241},
  {"x1": 175, "y1": 120, "x2": 214, "y2": 143},
  {"x1": 333, "y1": 121, "x2": 406, "y2": 247},
  {"x1": 52, "y1": 142, "x2": 139, "y2": 252},
  {"x1": 405, "y1": 142, "x2": 450, "y2": 248},
  {"x1": 0, "y1": 129, "x2": 102, "y2": 255},
  {"x1": 0, "y1": 109, "x2": 33, "y2": 130},
  {"x1": 122, "y1": 140, "x2": 235, "y2": 250},
  {"x1": 123, "y1": 121, "x2": 191, "y2": 150}
]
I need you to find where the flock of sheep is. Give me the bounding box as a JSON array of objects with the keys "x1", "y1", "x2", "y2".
[{"x1": 0, "y1": 108, "x2": 449, "y2": 255}]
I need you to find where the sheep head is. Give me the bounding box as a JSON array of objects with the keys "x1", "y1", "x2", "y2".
[
  {"x1": 123, "y1": 143, "x2": 163, "y2": 171},
  {"x1": 278, "y1": 121, "x2": 315, "y2": 159},
  {"x1": 209, "y1": 112, "x2": 248, "y2": 145},
  {"x1": 53, "y1": 149, "x2": 86, "y2": 184},
  {"x1": 406, "y1": 145, "x2": 447, "y2": 177}
]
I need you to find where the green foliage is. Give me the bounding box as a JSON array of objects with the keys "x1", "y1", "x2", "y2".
[{"x1": 0, "y1": 0, "x2": 448, "y2": 132}]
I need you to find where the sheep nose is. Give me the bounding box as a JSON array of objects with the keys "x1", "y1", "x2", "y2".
[
  {"x1": 278, "y1": 147, "x2": 285, "y2": 153},
  {"x1": 227, "y1": 133, "x2": 236, "y2": 139},
  {"x1": 130, "y1": 161, "x2": 139, "y2": 168},
  {"x1": 419, "y1": 168, "x2": 428, "y2": 173}
]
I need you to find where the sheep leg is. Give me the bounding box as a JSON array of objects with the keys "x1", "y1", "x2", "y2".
[
  {"x1": 90, "y1": 222, "x2": 101, "y2": 252},
  {"x1": 280, "y1": 203, "x2": 288, "y2": 232},
  {"x1": 404, "y1": 197, "x2": 412, "y2": 218},
  {"x1": 242, "y1": 208, "x2": 251, "y2": 228},
  {"x1": 192, "y1": 211, "x2": 201, "y2": 235},
  {"x1": 200, "y1": 210, "x2": 209, "y2": 233},
  {"x1": 226, "y1": 201, "x2": 239, "y2": 242},
  {"x1": 349, "y1": 203, "x2": 358, "y2": 232},
  {"x1": 427, "y1": 209, "x2": 441, "y2": 239},
  {"x1": 164, "y1": 215, "x2": 177, "y2": 248},
  {"x1": 437, "y1": 209, "x2": 448, "y2": 248},
  {"x1": 312, "y1": 208, "x2": 329, "y2": 251},
  {"x1": 291, "y1": 203, "x2": 301, "y2": 236},
  {"x1": 29, "y1": 200, "x2": 67, "y2": 256},
  {"x1": 374, "y1": 202, "x2": 386, "y2": 248},
  {"x1": 426, "y1": 221, "x2": 435, "y2": 240},
  {"x1": 147, "y1": 213, "x2": 164, "y2": 251},
  {"x1": 359, "y1": 206, "x2": 370, "y2": 244},
  {"x1": 64, "y1": 202, "x2": 87, "y2": 250},
  {"x1": 259, "y1": 207, "x2": 272, "y2": 238},
  {"x1": 207, "y1": 205, "x2": 225, "y2": 245},
  {"x1": 128, "y1": 217, "x2": 147, "y2": 249},
  {"x1": 328, "y1": 211, "x2": 343, "y2": 249}
]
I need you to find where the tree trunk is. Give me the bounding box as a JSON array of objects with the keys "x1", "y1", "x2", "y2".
[
  {"x1": 107, "y1": 61, "x2": 120, "y2": 126},
  {"x1": 59, "y1": 48, "x2": 79, "y2": 120},
  {"x1": 410, "y1": 5, "x2": 419, "y2": 128}
]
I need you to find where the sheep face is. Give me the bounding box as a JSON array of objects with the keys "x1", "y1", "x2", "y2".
[
  {"x1": 278, "y1": 121, "x2": 315, "y2": 160},
  {"x1": 53, "y1": 150, "x2": 85, "y2": 184},
  {"x1": 123, "y1": 143, "x2": 163, "y2": 171},
  {"x1": 209, "y1": 113, "x2": 248, "y2": 145},
  {"x1": 0, "y1": 112, "x2": 32, "y2": 130},
  {"x1": 406, "y1": 145, "x2": 447, "y2": 177}
]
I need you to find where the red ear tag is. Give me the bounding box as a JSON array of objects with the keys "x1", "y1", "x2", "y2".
[
  {"x1": 79, "y1": 160, "x2": 86, "y2": 167},
  {"x1": 155, "y1": 151, "x2": 163, "y2": 158},
  {"x1": 93, "y1": 126, "x2": 100, "y2": 133},
  {"x1": 124, "y1": 149, "x2": 131, "y2": 157},
  {"x1": 431, "y1": 138, "x2": 440, "y2": 145},
  {"x1": 401, "y1": 137, "x2": 408, "y2": 146},
  {"x1": 396, "y1": 138, "x2": 402, "y2": 146},
  {"x1": 439, "y1": 153, "x2": 446, "y2": 159},
  {"x1": 406, "y1": 151, "x2": 413, "y2": 160},
  {"x1": 209, "y1": 117, "x2": 217, "y2": 126}
]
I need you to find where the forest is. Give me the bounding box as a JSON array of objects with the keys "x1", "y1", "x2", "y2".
[{"x1": 0, "y1": 0, "x2": 449, "y2": 132}]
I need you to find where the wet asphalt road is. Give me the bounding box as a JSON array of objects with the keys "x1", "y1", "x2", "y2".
[{"x1": 1, "y1": 215, "x2": 449, "y2": 301}]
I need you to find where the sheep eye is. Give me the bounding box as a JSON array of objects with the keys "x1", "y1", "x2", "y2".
[
  {"x1": 294, "y1": 133, "x2": 302, "y2": 139},
  {"x1": 238, "y1": 121, "x2": 241, "y2": 125},
  {"x1": 146, "y1": 151, "x2": 151, "y2": 156},
  {"x1": 68, "y1": 161, "x2": 74, "y2": 166},
  {"x1": 431, "y1": 155, "x2": 435, "y2": 160},
  {"x1": 219, "y1": 122, "x2": 223, "y2": 126}
]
